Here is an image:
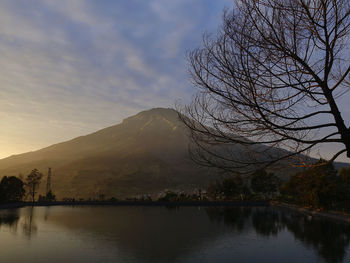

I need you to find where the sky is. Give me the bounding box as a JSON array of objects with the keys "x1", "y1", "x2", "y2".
[
  {"x1": 0, "y1": 0, "x2": 349, "y2": 163},
  {"x1": 0, "y1": 0, "x2": 232, "y2": 158}
]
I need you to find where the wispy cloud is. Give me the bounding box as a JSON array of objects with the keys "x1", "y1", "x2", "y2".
[{"x1": 0, "y1": 0, "x2": 232, "y2": 158}]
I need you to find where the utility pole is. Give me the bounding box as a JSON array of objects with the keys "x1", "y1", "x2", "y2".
[{"x1": 46, "y1": 167, "x2": 52, "y2": 196}]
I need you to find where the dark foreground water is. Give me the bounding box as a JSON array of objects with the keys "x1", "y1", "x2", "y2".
[{"x1": 0, "y1": 206, "x2": 350, "y2": 263}]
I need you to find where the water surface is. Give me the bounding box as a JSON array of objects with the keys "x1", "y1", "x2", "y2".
[{"x1": 0, "y1": 206, "x2": 349, "y2": 263}]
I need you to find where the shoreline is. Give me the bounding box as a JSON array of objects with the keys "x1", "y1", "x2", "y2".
[
  {"x1": 0, "y1": 200, "x2": 269, "y2": 210},
  {"x1": 271, "y1": 201, "x2": 350, "y2": 224},
  {"x1": 2, "y1": 201, "x2": 350, "y2": 224}
]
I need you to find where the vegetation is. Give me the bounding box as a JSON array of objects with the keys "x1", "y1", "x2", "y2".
[
  {"x1": 157, "y1": 190, "x2": 203, "y2": 202},
  {"x1": 204, "y1": 164, "x2": 350, "y2": 212},
  {"x1": 25, "y1": 169, "x2": 43, "y2": 203},
  {"x1": 0, "y1": 164, "x2": 349, "y2": 215},
  {"x1": 251, "y1": 170, "x2": 281, "y2": 200},
  {"x1": 281, "y1": 161, "x2": 350, "y2": 210},
  {"x1": 181, "y1": 0, "x2": 350, "y2": 172},
  {"x1": 206, "y1": 170, "x2": 282, "y2": 201},
  {"x1": 207, "y1": 173, "x2": 250, "y2": 201},
  {"x1": 0, "y1": 176, "x2": 25, "y2": 202},
  {"x1": 0, "y1": 168, "x2": 57, "y2": 204}
]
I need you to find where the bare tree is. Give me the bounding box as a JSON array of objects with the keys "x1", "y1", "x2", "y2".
[
  {"x1": 25, "y1": 169, "x2": 43, "y2": 203},
  {"x1": 180, "y1": 0, "x2": 350, "y2": 173}
]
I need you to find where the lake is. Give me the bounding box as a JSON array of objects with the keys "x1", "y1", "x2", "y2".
[{"x1": 0, "y1": 206, "x2": 349, "y2": 263}]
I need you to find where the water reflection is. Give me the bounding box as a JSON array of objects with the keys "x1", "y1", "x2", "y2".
[
  {"x1": 46, "y1": 206, "x2": 225, "y2": 262},
  {"x1": 206, "y1": 207, "x2": 251, "y2": 232},
  {"x1": 0, "y1": 209, "x2": 19, "y2": 232},
  {"x1": 252, "y1": 208, "x2": 284, "y2": 237},
  {"x1": 0, "y1": 207, "x2": 38, "y2": 239},
  {"x1": 0, "y1": 206, "x2": 349, "y2": 263},
  {"x1": 207, "y1": 207, "x2": 350, "y2": 263},
  {"x1": 281, "y1": 211, "x2": 350, "y2": 263},
  {"x1": 21, "y1": 206, "x2": 37, "y2": 239}
]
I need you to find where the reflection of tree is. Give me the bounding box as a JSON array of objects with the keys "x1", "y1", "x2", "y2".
[
  {"x1": 44, "y1": 206, "x2": 51, "y2": 221},
  {"x1": 252, "y1": 208, "x2": 284, "y2": 237},
  {"x1": 281, "y1": 213, "x2": 350, "y2": 263},
  {"x1": 205, "y1": 207, "x2": 251, "y2": 232},
  {"x1": 0, "y1": 209, "x2": 20, "y2": 232},
  {"x1": 206, "y1": 207, "x2": 350, "y2": 263},
  {"x1": 22, "y1": 206, "x2": 37, "y2": 239}
]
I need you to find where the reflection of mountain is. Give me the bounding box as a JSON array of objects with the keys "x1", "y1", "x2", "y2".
[
  {"x1": 44, "y1": 206, "x2": 350, "y2": 263},
  {"x1": 1, "y1": 206, "x2": 349, "y2": 262},
  {"x1": 0, "y1": 108, "x2": 215, "y2": 199},
  {"x1": 45, "y1": 206, "x2": 242, "y2": 262}
]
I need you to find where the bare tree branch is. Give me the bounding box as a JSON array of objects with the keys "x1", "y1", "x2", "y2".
[{"x1": 179, "y1": 0, "x2": 350, "y2": 173}]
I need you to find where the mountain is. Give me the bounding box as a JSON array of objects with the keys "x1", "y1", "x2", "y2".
[
  {"x1": 0, "y1": 108, "x2": 215, "y2": 199},
  {"x1": 1, "y1": 107, "x2": 349, "y2": 199}
]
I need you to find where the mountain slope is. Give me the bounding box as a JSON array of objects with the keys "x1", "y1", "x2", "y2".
[
  {"x1": 0, "y1": 108, "x2": 213, "y2": 199},
  {"x1": 1, "y1": 107, "x2": 348, "y2": 199}
]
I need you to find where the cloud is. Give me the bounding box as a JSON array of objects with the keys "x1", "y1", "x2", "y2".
[
  {"x1": 0, "y1": 0, "x2": 233, "y2": 158},
  {"x1": 0, "y1": 0, "x2": 348, "y2": 163}
]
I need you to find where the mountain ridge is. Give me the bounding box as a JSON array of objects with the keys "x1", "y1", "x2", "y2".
[
  {"x1": 0, "y1": 108, "x2": 214, "y2": 199},
  {"x1": 1, "y1": 107, "x2": 349, "y2": 199}
]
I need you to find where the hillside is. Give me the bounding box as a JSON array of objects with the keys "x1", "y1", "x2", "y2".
[
  {"x1": 0, "y1": 108, "x2": 215, "y2": 199},
  {"x1": 1, "y1": 107, "x2": 349, "y2": 199}
]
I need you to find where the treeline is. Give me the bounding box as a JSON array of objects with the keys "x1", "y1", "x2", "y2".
[
  {"x1": 207, "y1": 160, "x2": 350, "y2": 212},
  {"x1": 155, "y1": 170, "x2": 282, "y2": 202},
  {"x1": 281, "y1": 161, "x2": 350, "y2": 211},
  {"x1": 2, "y1": 163, "x2": 350, "y2": 211},
  {"x1": 206, "y1": 170, "x2": 281, "y2": 201},
  {"x1": 0, "y1": 169, "x2": 55, "y2": 203}
]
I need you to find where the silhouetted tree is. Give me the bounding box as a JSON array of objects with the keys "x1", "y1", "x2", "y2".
[
  {"x1": 251, "y1": 169, "x2": 280, "y2": 199},
  {"x1": 221, "y1": 178, "x2": 239, "y2": 199},
  {"x1": 158, "y1": 191, "x2": 178, "y2": 202},
  {"x1": 25, "y1": 169, "x2": 43, "y2": 203},
  {"x1": 207, "y1": 180, "x2": 222, "y2": 200},
  {"x1": 0, "y1": 176, "x2": 25, "y2": 202},
  {"x1": 207, "y1": 173, "x2": 250, "y2": 200},
  {"x1": 280, "y1": 160, "x2": 347, "y2": 209},
  {"x1": 180, "y1": 0, "x2": 350, "y2": 172}
]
